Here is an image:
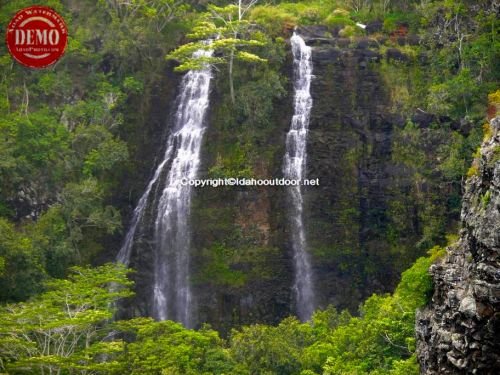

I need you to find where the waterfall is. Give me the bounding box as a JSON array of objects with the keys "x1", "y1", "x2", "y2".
[
  {"x1": 117, "y1": 48, "x2": 213, "y2": 328},
  {"x1": 283, "y1": 32, "x2": 315, "y2": 321}
]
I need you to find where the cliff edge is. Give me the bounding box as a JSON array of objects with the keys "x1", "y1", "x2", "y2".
[{"x1": 416, "y1": 116, "x2": 500, "y2": 373}]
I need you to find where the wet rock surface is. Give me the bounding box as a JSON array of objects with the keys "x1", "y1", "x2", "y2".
[
  {"x1": 416, "y1": 117, "x2": 500, "y2": 374},
  {"x1": 186, "y1": 30, "x2": 473, "y2": 331},
  {"x1": 119, "y1": 29, "x2": 478, "y2": 333}
]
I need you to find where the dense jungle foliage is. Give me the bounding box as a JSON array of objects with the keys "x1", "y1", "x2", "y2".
[
  {"x1": 0, "y1": 0, "x2": 498, "y2": 373},
  {"x1": 0, "y1": 248, "x2": 442, "y2": 374}
]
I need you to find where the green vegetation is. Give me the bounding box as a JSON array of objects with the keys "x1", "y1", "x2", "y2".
[
  {"x1": 0, "y1": 264, "x2": 133, "y2": 374},
  {"x1": 0, "y1": 0, "x2": 498, "y2": 373},
  {"x1": 167, "y1": 2, "x2": 267, "y2": 103},
  {"x1": 0, "y1": 247, "x2": 440, "y2": 374},
  {"x1": 481, "y1": 190, "x2": 492, "y2": 209},
  {"x1": 198, "y1": 243, "x2": 248, "y2": 287},
  {"x1": 208, "y1": 144, "x2": 255, "y2": 179},
  {"x1": 492, "y1": 146, "x2": 500, "y2": 166}
]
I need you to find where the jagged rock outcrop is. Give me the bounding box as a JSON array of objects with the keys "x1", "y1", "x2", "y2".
[{"x1": 416, "y1": 117, "x2": 500, "y2": 374}]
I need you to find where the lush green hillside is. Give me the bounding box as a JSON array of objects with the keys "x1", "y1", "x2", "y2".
[
  {"x1": 0, "y1": 246, "x2": 444, "y2": 374},
  {"x1": 0, "y1": 0, "x2": 498, "y2": 373}
]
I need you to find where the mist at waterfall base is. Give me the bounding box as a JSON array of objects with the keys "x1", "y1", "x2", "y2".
[
  {"x1": 283, "y1": 33, "x2": 316, "y2": 321},
  {"x1": 117, "y1": 49, "x2": 213, "y2": 328}
]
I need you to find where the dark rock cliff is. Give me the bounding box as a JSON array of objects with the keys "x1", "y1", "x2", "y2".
[
  {"x1": 299, "y1": 26, "x2": 465, "y2": 311},
  {"x1": 306, "y1": 31, "x2": 396, "y2": 310},
  {"x1": 416, "y1": 117, "x2": 500, "y2": 374},
  {"x1": 117, "y1": 26, "x2": 480, "y2": 332},
  {"x1": 187, "y1": 26, "x2": 472, "y2": 331},
  {"x1": 112, "y1": 64, "x2": 182, "y2": 317}
]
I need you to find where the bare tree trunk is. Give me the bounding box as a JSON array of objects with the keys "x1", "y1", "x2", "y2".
[
  {"x1": 22, "y1": 81, "x2": 29, "y2": 116},
  {"x1": 229, "y1": 49, "x2": 235, "y2": 104}
]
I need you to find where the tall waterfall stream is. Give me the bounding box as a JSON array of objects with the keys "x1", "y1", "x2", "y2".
[
  {"x1": 283, "y1": 32, "x2": 315, "y2": 321},
  {"x1": 117, "y1": 49, "x2": 213, "y2": 327}
]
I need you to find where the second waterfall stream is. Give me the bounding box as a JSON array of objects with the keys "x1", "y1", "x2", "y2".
[
  {"x1": 283, "y1": 32, "x2": 316, "y2": 321},
  {"x1": 118, "y1": 34, "x2": 316, "y2": 325},
  {"x1": 117, "y1": 48, "x2": 213, "y2": 328}
]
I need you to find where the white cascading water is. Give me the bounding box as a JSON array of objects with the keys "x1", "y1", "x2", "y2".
[
  {"x1": 152, "y1": 49, "x2": 213, "y2": 326},
  {"x1": 116, "y1": 146, "x2": 174, "y2": 267},
  {"x1": 117, "y1": 48, "x2": 213, "y2": 328},
  {"x1": 283, "y1": 32, "x2": 315, "y2": 321}
]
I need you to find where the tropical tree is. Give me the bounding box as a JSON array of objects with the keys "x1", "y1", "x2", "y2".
[
  {"x1": 0, "y1": 264, "x2": 133, "y2": 374},
  {"x1": 101, "y1": 0, "x2": 189, "y2": 29},
  {"x1": 167, "y1": 1, "x2": 266, "y2": 104},
  {"x1": 117, "y1": 318, "x2": 233, "y2": 374}
]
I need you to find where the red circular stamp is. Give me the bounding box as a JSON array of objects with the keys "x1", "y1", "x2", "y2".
[{"x1": 5, "y1": 6, "x2": 68, "y2": 69}]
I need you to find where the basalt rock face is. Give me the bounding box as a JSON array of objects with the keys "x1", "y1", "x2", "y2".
[
  {"x1": 118, "y1": 27, "x2": 476, "y2": 332},
  {"x1": 416, "y1": 117, "x2": 500, "y2": 374},
  {"x1": 303, "y1": 29, "x2": 456, "y2": 311},
  {"x1": 306, "y1": 38, "x2": 394, "y2": 310},
  {"x1": 190, "y1": 60, "x2": 293, "y2": 333},
  {"x1": 189, "y1": 34, "x2": 400, "y2": 331},
  {"x1": 111, "y1": 63, "x2": 182, "y2": 317},
  {"x1": 189, "y1": 28, "x2": 469, "y2": 332}
]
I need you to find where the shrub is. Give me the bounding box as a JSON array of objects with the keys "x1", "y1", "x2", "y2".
[
  {"x1": 382, "y1": 12, "x2": 420, "y2": 34},
  {"x1": 325, "y1": 15, "x2": 355, "y2": 28},
  {"x1": 481, "y1": 190, "x2": 491, "y2": 209},
  {"x1": 483, "y1": 122, "x2": 493, "y2": 141},
  {"x1": 332, "y1": 8, "x2": 350, "y2": 17},
  {"x1": 279, "y1": 1, "x2": 337, "y2": 25},
  {"x1": 467, "y1": 164, "x2": 479, "y2": 178},
  {"x1": 488, "y1": 89, "x2": 500, "y2": 105},
  {"x1": 339, "y1": 25, "x2": 363, "y2": 37},
  {"x1": 250, "y1": 5, "x2": 297, "y2": 36}
]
